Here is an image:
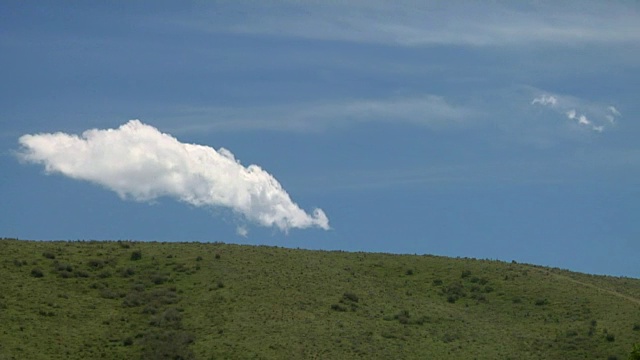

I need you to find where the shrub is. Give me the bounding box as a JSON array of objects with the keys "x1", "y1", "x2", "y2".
[
  {"x1": 42, "y1": 252, "x2": 56, "y2": 259},
  {"x1": 443, "y1": 282, "x2": 466, "y2": 300},
  {"x1": 331, "y1": 303, "x2": 347, "y2": 312},
  {"x1": 118, "y1": 241, "x2": 131, "y2": 248},
  {"x1": 140, "y1": 330, "x2": 195, "y2": 360},
  {"x1": 633, "y1": 324, "x2": 640, "y2": 331},
  {"x1": 55, "y1": 263, "x2": 73, "y2": 272},
  {"x1": 120, "y1": 267, "x2": 135, "y2": 277},
  {"x1": 98, "y1": 271, "x2": 112, "y2": 279},
  {"x1": 143, "y1": 305, "x2": 158, "y2": 315},
  {"x1": 442, "y1": 333, "x2": 459, "y2": 343},
  {"x1": 150, "y1": 273, "x2": 168, "y2": 285},
  {"x1": 565, "y1": 329, "x2": 579, "y2": 337},
  {"x1": 342, "y1": 292, "x2": 359, "y2": 303},
  {"x1": 87, "y1": 259, "x2": 105, "y2": 269},
  {"x1": 147, "y1": 289, "x2": 180, "y2": 305},
  {"x1": 461, "y1": 270, "x2": 472, "y2": 278},
  {"x1": 534, "y1": 298, "x2": 549, "y2": 306},
  {"x1": 160, "y1": 308, "x2": 182, "y2": 326},
  {"x1": 31, "y1": 268, "x2": 44, "y2": 278},
  {"x1": 605, "y1": 333, "x2": 615, "y2": 342},
  {"x1": 38, "y1": 310, "x2": 55, "y2": 317},
  {"x1": 406, "y1": 269, "x2": 414, "y2": 276},
  {"x1": 130, "y1": 250, "x2": 142, "y2": 261},
  {"x1": 396, "y1": 310, "x2": 410, "y2": 324},
  {"x1": 100, "y1": 288, "x2": 120, "y2": 299},
  {"x1": 432, "y1": 279, "x2": 443, "y2": 286},
  {"x1": 75, "y1": 270, "x2": 90, "y2": 278},
  {"x1": 215, "y1": 253, "x2": 221, "y2": 259},
  {"x1": 629, "y1": 343, "x2": 640, "y2": 360},
  {"x1": 196, "y1": 256, "x2": 203, "y2": 262}
]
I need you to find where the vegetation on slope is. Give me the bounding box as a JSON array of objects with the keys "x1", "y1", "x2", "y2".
[{"x1": 0, "y1": 238, "x2": 639, "y2": 359}]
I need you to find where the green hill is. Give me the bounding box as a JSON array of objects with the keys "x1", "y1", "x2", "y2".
[{"x1": 1, "y1": 238, "x2": 639, "y2": 359}]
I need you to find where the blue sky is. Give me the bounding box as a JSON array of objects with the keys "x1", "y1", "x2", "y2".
[{"x1": 1, "y1": 1, "x2": 639, "y2": 277}]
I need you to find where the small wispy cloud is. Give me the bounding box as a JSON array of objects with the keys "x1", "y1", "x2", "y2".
[
  {"x1": 531, "y1": 93, "x2": 620, "y2": 133},
  {"x1": 531, "y1": 95, "x2": 558, "y2": 107},
  {"x1": 236, "y1": 226, "x2": 249, "y2": 237},
  {"x1": 17, "y1": 120, "x2": 329, "y2": 233}
]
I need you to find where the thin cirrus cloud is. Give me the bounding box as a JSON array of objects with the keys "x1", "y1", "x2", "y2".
[
  {"x1": 172, "y1": 2, "x2": 640, "y2": 47},
  {"x1": 17, "y1": 120, "x2": 329, "y2": 233},
  {"x1": 531, "y1": 93, "x2": 620, "y2": 133},
  {"x1": 164, "y1": 95, "x2": 474, "y2": 133}
]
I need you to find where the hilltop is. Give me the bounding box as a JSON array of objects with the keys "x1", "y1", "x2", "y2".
[{"x1": 1, "y1": 238, "x2": 639, "y2": 359}]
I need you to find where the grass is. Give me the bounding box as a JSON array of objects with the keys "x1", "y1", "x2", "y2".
[{"x1": 1, "y1": 238, "x2": 639, "y2": 359}]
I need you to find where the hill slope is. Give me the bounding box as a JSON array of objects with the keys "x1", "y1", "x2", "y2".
[{"x1": 1, "y1": 238, "x2": 639, "y2": 359}]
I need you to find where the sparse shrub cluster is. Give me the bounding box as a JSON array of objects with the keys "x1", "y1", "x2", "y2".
[{"x1": 438, "y1": 270, "x2": 495, "y2": 304}]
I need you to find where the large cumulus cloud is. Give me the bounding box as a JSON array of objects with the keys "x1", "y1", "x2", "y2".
[{"x1": 18, "y1": 120, "x2": 329, "y2": 232}]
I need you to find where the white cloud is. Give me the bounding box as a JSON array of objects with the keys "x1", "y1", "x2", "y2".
[
  {"x1": 18, "y1": 120, "x2": 329, "y2": 232},
  {"x1": 531, "y1": 92, "x2": 621, "y2": 133}
]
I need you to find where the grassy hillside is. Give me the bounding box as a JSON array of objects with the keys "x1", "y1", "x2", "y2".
[{"x1": 1, "y1": 238, "x2": 639, "y2": 359}]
